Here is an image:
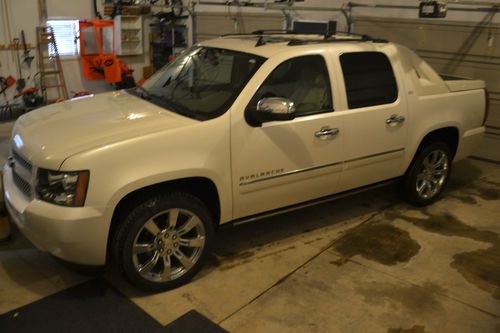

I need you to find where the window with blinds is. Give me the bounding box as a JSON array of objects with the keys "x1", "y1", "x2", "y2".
[{"x1": 46, "y1": 19, "x2": 80, "y2": 57}]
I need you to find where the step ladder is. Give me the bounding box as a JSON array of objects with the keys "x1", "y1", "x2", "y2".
[{"x1": 36, "y1": 26, "x2": 69, "y2": 103}]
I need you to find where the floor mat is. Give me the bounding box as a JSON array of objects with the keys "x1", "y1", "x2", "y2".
[
  {"x1": 157, "y1": 310, "x2": 228, "y2": 333},
  {"x1": 0, "y1": 278, "x2": 161, "y2": 333}
]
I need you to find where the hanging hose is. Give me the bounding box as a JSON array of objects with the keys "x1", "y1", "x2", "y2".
[{"x1": 94, "y1": 0, "x2": 103, "y2": 19}]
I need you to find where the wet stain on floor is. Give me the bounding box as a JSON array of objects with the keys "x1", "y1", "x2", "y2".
[
  {"x1": 452, "y1": 247, "x2": 500, "y2": 300},
  {"x1": 334, "y1": 223, "x2": 421, "y2": 265},
  {"x1": 385, "y1": 209, "x2": 500, "y2": 300},
  {"x1": 384, "y1": 210, "x2": 496, "y2": 242},
  {"x1": 460, "y1": 181, "x2": 500, "y2": 201},
  {"x1": 481, "y1": 179, "x2": 500, "y2": 188},
  {"x1": 388, "y1": 324, "x2": 428, "y2": 333},
  {"x1": 474, "y1": 186, "x2": 500, "y2": 200},
  {"x1": 420, "y1": 281, "x2": 449, "y2": 295},
  {"x1": 211, "y1": 246, "x2": 297, "y2": 271},
  {"x1": 330, "y1": 257, "x2": 349, "y2": 266},
  {"x1": 356, "y1": 281, "x2": 443, "y2": 315},
  {"x1": 447, "y1": 177, "x2": 500, "y2": 201},
  {"x1": 447, "y1": 194, "x2": 478, "y2": 205}
]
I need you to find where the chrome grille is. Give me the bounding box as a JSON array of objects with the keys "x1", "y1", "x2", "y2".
[
  {"x1": 10, "y1": 150, "x2": 33, "y2": 198},
  {"x1": 13, "y1": 169, "x2": 31, "y2": 197},
  {"x1": 12, "y1": 150, "x2": 32, "y2": 172}
]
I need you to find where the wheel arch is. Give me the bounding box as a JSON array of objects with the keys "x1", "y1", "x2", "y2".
[
  {"x1": 418, "y1": 126, "x2": 459, "y2": 158},
  {"x1": 106, "y1": 176, "x2": 221, "y2": 262},
  {"x1": 405, "y1": 126, "x2": 459, "y2": 174}
]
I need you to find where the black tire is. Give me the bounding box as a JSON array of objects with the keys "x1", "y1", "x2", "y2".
[
  {"x1": 401, "y1": 141, "x2": 452, "y2": 206},
  {"x1": 112, "y1": 192, "x2": 215, "y2": 292}
]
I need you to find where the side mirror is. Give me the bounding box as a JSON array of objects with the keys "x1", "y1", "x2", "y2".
[{"x1": 246, "y1": 97, "x2": 296, "y2": 127}]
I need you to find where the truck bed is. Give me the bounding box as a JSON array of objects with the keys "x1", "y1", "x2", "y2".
[{"x1": 440, "y1": 74, "x2": 485, "y2": 92}]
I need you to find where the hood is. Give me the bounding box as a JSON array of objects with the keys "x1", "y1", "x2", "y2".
[{"x1": 11, "y1": 91, "x2": 196, "y2": 170}]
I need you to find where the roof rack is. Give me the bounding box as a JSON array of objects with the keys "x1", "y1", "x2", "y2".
[
  {"x1": 252, "y1": 29, "x2": 291, "y2": 35},
  {"x1": 220, "y1": 31, "x2": 388, "y2": 47},
  {"x1": 287, "y1": 34, "x2": 388, "y2": 46}
]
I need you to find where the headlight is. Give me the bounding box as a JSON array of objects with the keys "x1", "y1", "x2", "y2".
[{"x1": 36, "y1": 169, "x2": 90, "y2": 207}]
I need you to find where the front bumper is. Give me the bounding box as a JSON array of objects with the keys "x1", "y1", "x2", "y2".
[{"x1": 3, "y1": 164, "x2": 108, "y2": 265}]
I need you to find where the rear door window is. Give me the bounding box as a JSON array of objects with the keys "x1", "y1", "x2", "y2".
[{"x1": 340, "y1": 52, "x2": 398, "y2": 109}]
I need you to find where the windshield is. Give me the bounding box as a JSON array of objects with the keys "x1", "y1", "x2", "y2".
[{"x1": 130, "y1": 46, "x2": 266, "y2": 120}]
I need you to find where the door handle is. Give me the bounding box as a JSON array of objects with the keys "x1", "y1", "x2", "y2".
[
  {"x1": 315, "y1": 127, "x2": 340, "y2": 140},
  {"x1": 386, "y1": 114, "x2": 405, "y2": 125}
]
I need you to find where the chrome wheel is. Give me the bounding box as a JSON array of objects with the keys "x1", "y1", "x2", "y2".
[
  {"x1": 132, "y1": 208, "x2": 206, "y2": 282},
  {"x1": 415, "y1": 149, "x2": 449, "y2": 200}
]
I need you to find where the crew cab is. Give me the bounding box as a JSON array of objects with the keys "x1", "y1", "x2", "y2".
[{"x1": 3, "y1": 33, "x2": 487, "y2": 291}]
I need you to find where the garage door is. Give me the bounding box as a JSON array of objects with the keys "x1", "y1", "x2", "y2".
[
  {"x1": 194, "y1": 12, "x2": 284, "y2": 42},
  {"x1": 354, "y1": 17, "x2": 500, "y2": 163}
]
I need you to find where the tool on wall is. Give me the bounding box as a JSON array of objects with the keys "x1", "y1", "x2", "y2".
[
  {"x1": 0, "y1": 76, "x2": 26, "y2": 122},
  {"x1": 36, "y1": 26, "x2": 69, "y2": 103},
  {"x1": 21, "y1": 31, "x2": 35, "y2": 68},
  {"x1": 13, "y1": 38, "x2": 26, "y2": 93},
  {"x1": 0, "y1": 76, "x2": 16, "y2": 102},
  {"x1": 15, "y1": 87, "x2": 44, "y2": 109},
  {"x1": 79, "y1": 19, "x2": 135, "y2": 89}
]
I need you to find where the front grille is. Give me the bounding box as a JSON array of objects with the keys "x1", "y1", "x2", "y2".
[
  {"x1": 13, "y1": 169, "x2": 31, "y2": 197},
  {"x1": 10, "y1": 150, "x2": 33, "y2": 198},
  {"x1": 12, "y1": 150, "x2": 32, "y2": 172}
]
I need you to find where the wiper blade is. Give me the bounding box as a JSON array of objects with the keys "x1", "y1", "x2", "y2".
[
  {"x1": 156, "y1": 95, "x2": 205, "y2": 120},
  {"x1": 134, "y1": 86, "x2": 153, "y2": 100},
  {"x1": 131, "y1": 88, "x2": 204, "y2": 120}
]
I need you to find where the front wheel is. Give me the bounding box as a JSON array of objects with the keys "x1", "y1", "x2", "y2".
[
  {"x1": 401, "y1": 142, "x2": 452, "y2": 206},
  {"x1": 112, "y1": 192, "x2": 214, "y2": 292}
]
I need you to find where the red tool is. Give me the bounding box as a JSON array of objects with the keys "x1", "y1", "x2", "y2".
[
  {"x1": 0, "y1": 75, "x2": 16, "y2": 93},
  {"x1": 14, "y1": 87, "x2": 38, "y2": 98}
]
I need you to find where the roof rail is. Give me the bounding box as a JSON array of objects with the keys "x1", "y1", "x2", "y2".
[
  {"x1": 252, "y1": 29, "x2": 290, "y2": 34},
  {"x1": 220, "y1": 31, "x2": 388, "y2": 47},
  {"x1": 288, "y1": 34, "x2": 388, "y2": 46}
]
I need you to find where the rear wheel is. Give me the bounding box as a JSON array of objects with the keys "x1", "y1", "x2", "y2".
[
  {"x1": 401, "y1": 142, "x2": 452, "y2": 206},
  {"x1": 113, "y1": 192, "x2": 214, "y2": 291}
]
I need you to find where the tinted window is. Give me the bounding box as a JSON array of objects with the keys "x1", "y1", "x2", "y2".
[
  {"x1": 340, "y1": 52, "x2": 398, "y2": 109},
  {"x1": 249, "y1": 55, "x2": 333, "y2": 117}
]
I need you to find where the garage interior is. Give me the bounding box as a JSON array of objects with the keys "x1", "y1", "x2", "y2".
[{"x1": 0, "y1": 0, "x2": 499, "y2": 332}]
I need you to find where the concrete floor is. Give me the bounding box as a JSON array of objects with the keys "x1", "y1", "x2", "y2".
[{"x1": 0, "y1": 120, "x2": 499, "y2": 332}]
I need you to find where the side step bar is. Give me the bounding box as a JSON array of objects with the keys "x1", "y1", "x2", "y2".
[{"x1": 229, "y1": 178, "x2": 399, "y2": 227}]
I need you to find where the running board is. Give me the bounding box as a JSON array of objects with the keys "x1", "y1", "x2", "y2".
[{"x1": 229, "y1": 178, "x2": 399, "y2": 227}]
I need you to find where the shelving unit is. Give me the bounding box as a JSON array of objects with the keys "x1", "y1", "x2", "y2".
[
  {"x1": 114, "y1": 15, "x2": 143, "y2": 56},
  {"x1": 149, "y1": 15, "x2": 188, "y2": 72}
]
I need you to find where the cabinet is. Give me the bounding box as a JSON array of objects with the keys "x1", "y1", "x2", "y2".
[{"x1": 114, "y1": 15, "x2": 143, "y2": 56}]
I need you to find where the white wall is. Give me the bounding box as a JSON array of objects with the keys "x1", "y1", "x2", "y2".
[
  {"x1": 0, "y1": 0, "x2": 111, "y2": 101},
  {"x1": 0, "y1": 0, "x2": 40, "y2": 101},
  {"x1": 47, "y1": 0, "x2": 111, "y2": 95},
  {"x1": 0, "y1": 0, "x2": 148, "y2": 103}
]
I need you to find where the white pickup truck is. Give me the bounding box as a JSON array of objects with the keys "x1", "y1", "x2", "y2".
[{"x1": 3, "y1": 33, "x2": 487, "y2": 291}]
